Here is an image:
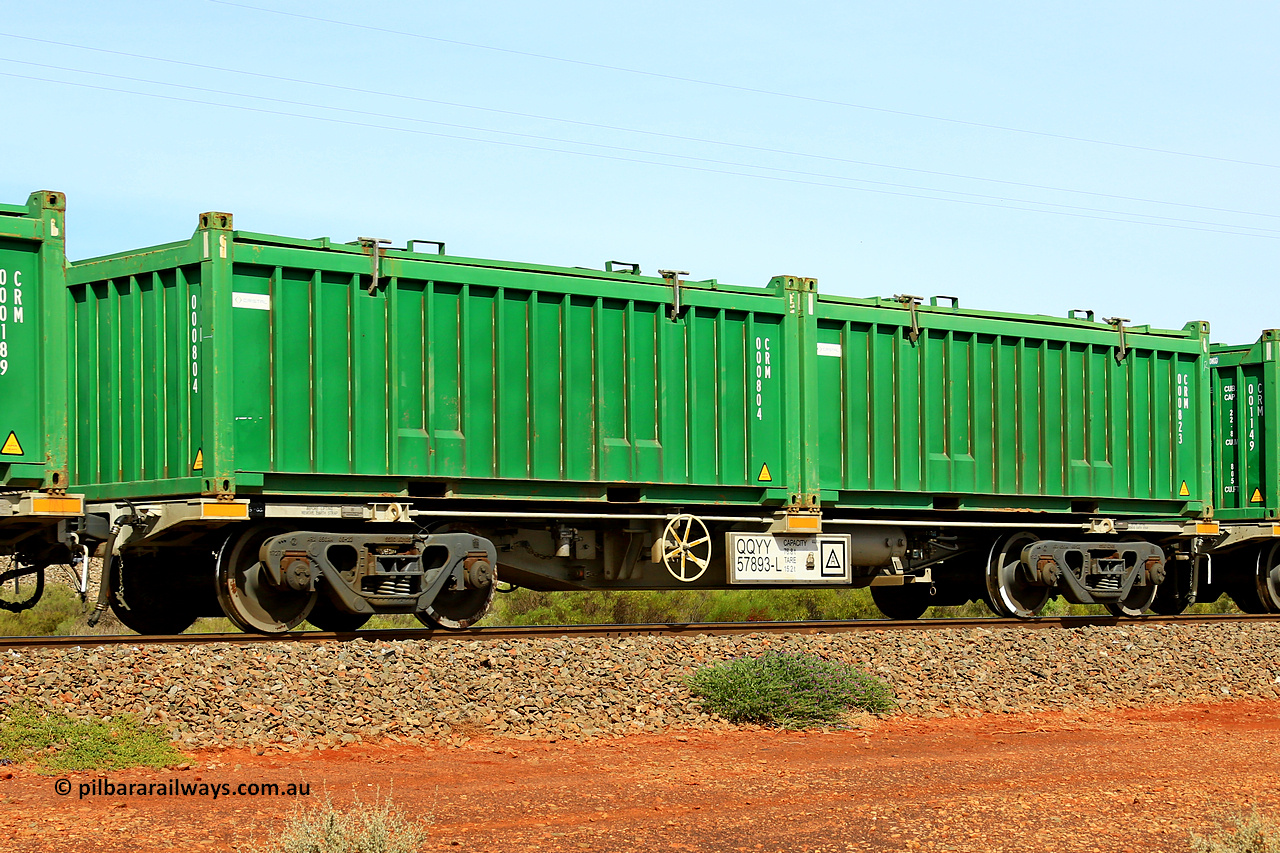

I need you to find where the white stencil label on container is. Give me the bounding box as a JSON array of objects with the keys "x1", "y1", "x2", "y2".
[
  {"x1": 1248, "y1": 381, "x2": 1262, "y2": 452},
  {"x1": 0, "y1": 268, "x2": 24, "y2": 377},
  {"x1": 190, "y1": 294, "x2": 201, "y2": 393},
  {"x1": 1175, "y1": 373, "x2": 1191, "y2": 445},
  {"x1": 232, "y1": 292, "x2": 271, "y2": 311},
  {"x1": 753, "y1": 336, "x2": 772, "y2": 421},
  {"x1": 817, "y1": 342, "x2": 842, "y2": 357}
]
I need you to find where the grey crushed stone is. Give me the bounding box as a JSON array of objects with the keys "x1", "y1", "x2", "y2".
[{"x1": 1, "y1": 622, "x2": 1277, "y2": 750}]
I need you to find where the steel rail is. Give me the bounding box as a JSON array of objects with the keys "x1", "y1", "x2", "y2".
[{"x1": 1, "y1": 613, "x2": 1276, "y2": 651}]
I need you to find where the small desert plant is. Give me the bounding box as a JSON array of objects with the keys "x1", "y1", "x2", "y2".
[
  {"x1": 251, "y1": 791, "x2": 429, "y2": 853},
  {"x1": 688, "y1": 651, "x2": 894, "y2": 728},
  {"x1": 0, "y1": 705, "x2": 183, "y2": 771},
  {"x1": 1191, "y1": 809, "x2": 1280, "y2": 853}
]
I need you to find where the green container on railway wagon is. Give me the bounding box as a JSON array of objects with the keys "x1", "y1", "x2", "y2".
[
  {"x1": 64, "y1": 213, "x2": 802, "y2": 504},
  {"x1": 807, "y1": 295, "x2": 1213, "y2": 516},
  {"x1": 1210, "y1": 332, "x2": 1279, "y2": 520},
  {"x1": 0, "y1": 191, "x2": 69, "y2": 491}
]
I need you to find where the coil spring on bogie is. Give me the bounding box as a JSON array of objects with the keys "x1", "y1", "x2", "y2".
[
  {"x1": 364, "y1": 576, "x2": 416, "y2": 596},
  {"x1": 1093, "y1": 575, "x2": 1122, "y2": 593}
]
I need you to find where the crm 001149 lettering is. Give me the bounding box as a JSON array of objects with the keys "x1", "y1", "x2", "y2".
[{"x1": 0, "y1": 267, "x2": 24, "y2": 376}]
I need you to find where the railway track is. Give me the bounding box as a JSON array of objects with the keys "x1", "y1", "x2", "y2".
[{"x1": 2, "y1": 612, "x2": 1277, "y2": 650}]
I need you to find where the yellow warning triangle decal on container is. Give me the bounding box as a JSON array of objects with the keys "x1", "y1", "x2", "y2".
[
  {"x1": 757, "y1": 462, "x2": 772, "y2": 483},
  {"x1": 192, "y1": 448, "x2": 204, "y2": 471},
  {"x1": 1252, "y1": 488, "x2": 1264, "y2": 503},
  {"x1": 1179, "y1": 481, "x2": 1190, "y2": 497},
  {"x1": 1, "y1": 432, "x2": 22, "y2": 456}
]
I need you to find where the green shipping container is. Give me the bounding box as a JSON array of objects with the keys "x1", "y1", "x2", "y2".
[
  {"x1": 1211, "y1": 332, "x2": 1279, "y2": 520},
  {"x1": 0, "y1": 191, "x2": 69, "y2": 492},
  {"x1": 810, "y1": 295, "x2": 1213, "y2": 517},
  {"x1": 65, "y1": 213, "x2": 805, "y2": 505}
]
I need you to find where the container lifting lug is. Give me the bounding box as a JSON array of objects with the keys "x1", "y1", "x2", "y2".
[
  {"x1": 406, "y1": 239, "x2": 445, "y2": 255},
  {"x1": 659, "y1": 269, "x2": 689, "y2": 322},
  {"x1": 895, "y1": 294, "x2": 923, "y2": 344},
  {"x1": 358, "y1": 237, "x2": 392, "y2": 295},
  {"x1": 1104, "y1": 316, "x2": 1129, "y2": 364}
]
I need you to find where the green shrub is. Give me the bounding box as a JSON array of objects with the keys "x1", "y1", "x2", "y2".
[
  {"x1": 250, "y1": 792, "x2": 429, "y2": 853},
  {"x1": 688, "y1": 651, "x2": 894, "y2": 728},
  {"x1": 0, "y1": 584, "x2": 89, "y2": 636},
  {"x1": 0, "y1": 705, "x2": 183, "y2": 771},
  {"x1": 1192, "y1": 810, "x2": 1280, "y2": 853}
]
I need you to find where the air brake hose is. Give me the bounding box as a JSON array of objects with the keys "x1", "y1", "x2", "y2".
[
  {"x1": 88, "y1": 501, "x2": 142, "y2": 627},
  {"x1": 85, "y1": 523, "x2": 123, "y2": 628}
]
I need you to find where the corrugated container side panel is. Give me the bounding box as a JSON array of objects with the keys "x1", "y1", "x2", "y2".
[
  {"x1": 815, "y1": 308, "x2": 1205, "y2": 508},
  {"x1": 354, "y1": 273, "x2": 390, "y2": 476},
  {"x1": 229, "y1": 266, "x2": 268, "y2": 472},
  {"x1": 318, "y1": 272, "x2": 353, "y2": 474},
  {"x1": 632, "y1": 305, "x2": 661, "y2": 481},
  {"x1": 70, "y1": 286, "x2": 94, "y2": 483},
  {"x1": 1017, "y1": 340, "x2": 1043, "y2": 494},
  {"x1": 562, "y1": 295, "x2": 593, "y2": 479},
  {"x1": 595, "y1": 297, "x2": 625, "y2": 480},
  {"x1": 530, "y1": 293, "x2": 562, "y2": 479},
  {"x1": 274, "y1": 269, "x2": 315, "y2": 472},
  {"x1": 69, "y1": 264, "x2": 205, "y2": 488},
  {"x1": 1041, "y1": 341, "x2": 1065, "y2": 495},
  {"x1": 139, "y1": 275, "x2": 158, "y2": 478},
  {"x1": 687, "y1": 308, "x2": 717, "y2": 482},
  {"x1": 218, "y1": 249, "x2": 788, "y2": 496}
]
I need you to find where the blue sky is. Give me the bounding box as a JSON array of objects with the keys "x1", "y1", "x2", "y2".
[{"x1": 2, "y1": 1, "x2": 1276, "y2": 342}]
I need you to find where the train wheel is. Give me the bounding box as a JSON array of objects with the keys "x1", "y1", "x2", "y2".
[
  {"x1": 870, "y1": 584, "x2": 932, "y2": 620},
  {"x1": 109, "y1": 552, "x2": 202, "y2": 635},
  {"x1": 307, "y1": 595, "x2": 370, "y2": 632},
  {"x1": 1105, "y1": 582, "x2": 1157, "y2": 618},
  {"x1": 416, "y1": 561, "x2": 497, "y2": 630},
  {"x1": 1253, "y1": 543, "x2": 1280, "y2": 613},
  {"x1": 1225, "y1": 546, "x2": 1272, "y2": 614},
  {"x1": 984, "y1": 532, "x2": 1050, "y2": 619},
  {"x1": 216, "y1": 526, "x2": 316, "y2": 634}
]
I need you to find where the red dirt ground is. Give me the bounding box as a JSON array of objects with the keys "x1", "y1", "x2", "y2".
[{"x1": 3, "y1": 700, "x2": 1279, "y2": 852}]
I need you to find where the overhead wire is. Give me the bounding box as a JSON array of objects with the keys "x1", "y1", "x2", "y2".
[
  {"x1": 3, "y1": 68, "x2": 1277, "y2": 242},
  {"x1": 2, "y1": 32, "x2": 1277, "y2": 223},
  {"x1": 208, "y1": 0, "x2": 1280, "y2": 171},
  {"x1": 8, "y1": 56, "x2": 1277, "y2": 236}
]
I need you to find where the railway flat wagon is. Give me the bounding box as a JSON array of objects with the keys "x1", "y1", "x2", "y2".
[
  {"x1": 0, "y1": 193, "x2": 1241, "y2": 632},
  {"x1": 1207, "y1": 332, "x2": 1280, "y2": 611},
  {"x1": 807, "y1": 294, "x2": 1216, "y2": 618},
  {"x1": 61, "y1": 210, "x2": 812, "y2": 633}
]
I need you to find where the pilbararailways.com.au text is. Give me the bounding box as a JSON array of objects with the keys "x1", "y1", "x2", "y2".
[{"x1": 55, "y1": 777, "x2": 312, "y2": 800}]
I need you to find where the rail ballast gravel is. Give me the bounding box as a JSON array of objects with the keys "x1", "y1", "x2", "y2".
[{"x1": 2, "y1": 612, "x2": 1277, "y2": 650}]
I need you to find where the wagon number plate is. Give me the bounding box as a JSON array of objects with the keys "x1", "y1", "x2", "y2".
[{"x1": 726, "y1": 533, "x2": 852, "y2": 585}]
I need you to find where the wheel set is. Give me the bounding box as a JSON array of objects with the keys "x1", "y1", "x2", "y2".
[{"x1": 1224, "y1": 543, "x2": 1280, "y2": 614}]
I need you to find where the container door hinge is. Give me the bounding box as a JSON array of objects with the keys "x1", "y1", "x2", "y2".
[
  {"x1": 895, "y1": 294, "x2": 923, "y2": 344},
  {"x1": 659, "y1": 269, "x2": 689, "y2": 322},
  {"x1": 1104, "y1": 316, "x2": 1129, "y2": 363},
  {"x1": 358, "y1": 237, "x2": 392, "y2": 295}
]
